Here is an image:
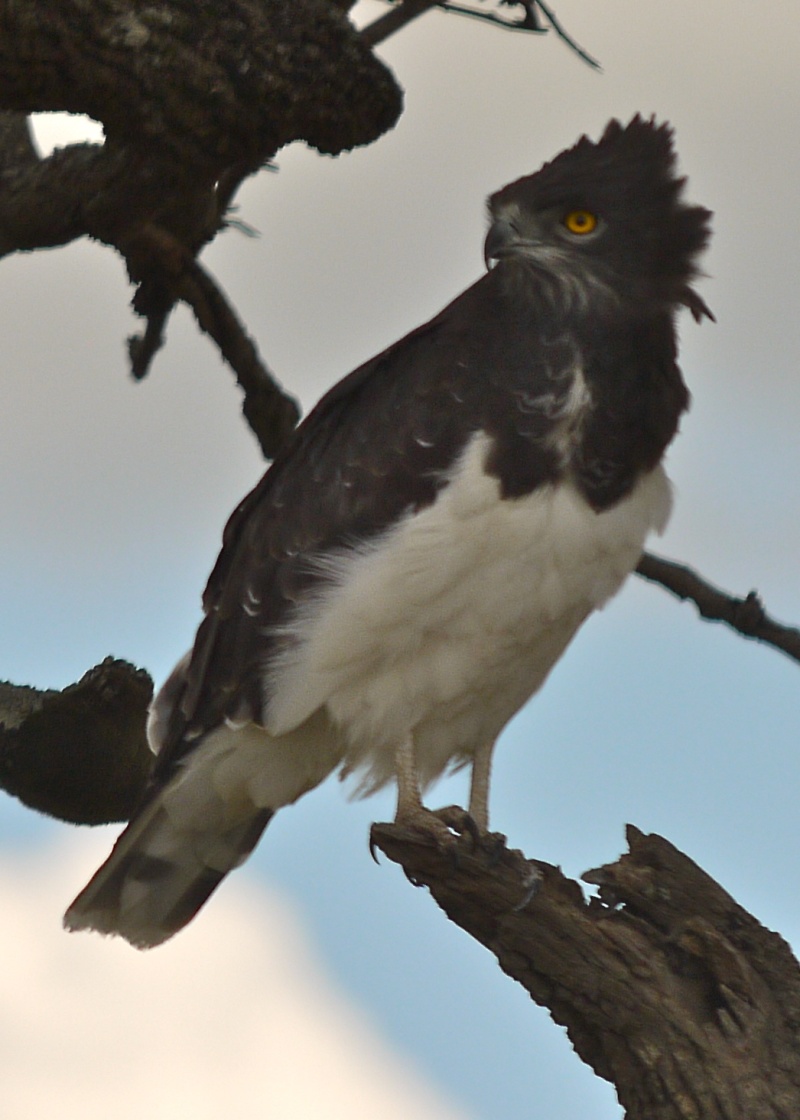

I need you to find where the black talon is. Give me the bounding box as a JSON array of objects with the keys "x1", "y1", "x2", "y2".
[
  {"x1": 462, "y1": 813, "x2": 483, "y2": 846},
  {"x1": 430, "y1": 804, "x2": 484, "y2": 845}
]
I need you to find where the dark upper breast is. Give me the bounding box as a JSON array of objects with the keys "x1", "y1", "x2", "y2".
[
  {"x1": 566, "y1": 312, "x2": 689, "y2": 510},
  {"x1": 167, "y1": 270, "x2": 688, "y2": 754}
]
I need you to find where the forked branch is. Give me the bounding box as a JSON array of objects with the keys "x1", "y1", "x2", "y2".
[{"x1": 361, "y1": 0, "x2": 600, "y2": 69}]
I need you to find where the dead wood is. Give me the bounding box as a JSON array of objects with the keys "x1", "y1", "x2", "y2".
[{"x1": 371, "y1": 821, "x2": 800, "y2": 1120}]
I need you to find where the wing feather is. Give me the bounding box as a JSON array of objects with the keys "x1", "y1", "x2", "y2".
[{"x1": 152, "y1": 269, "x2": 571, "y2": 776}]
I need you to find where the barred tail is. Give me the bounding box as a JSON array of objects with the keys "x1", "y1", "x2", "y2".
[
  {"x1": 65, "y1": 710, "x2": 342, "y2": 948},
  {"x1": 64, "y1": 792, "x2": 273, "y2": 949}
]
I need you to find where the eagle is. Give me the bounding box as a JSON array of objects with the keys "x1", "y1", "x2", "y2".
[{"x1": 65, "y1": 116, "x2": 712, "y2": 948}]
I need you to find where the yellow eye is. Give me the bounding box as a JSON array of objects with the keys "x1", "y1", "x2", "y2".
[{"x1": 563, "y1": 209, "x2": 598, "y2": 235}]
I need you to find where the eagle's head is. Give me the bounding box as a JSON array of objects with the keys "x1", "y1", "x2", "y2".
[{"x1": 485, "y1": 116, "x2": 713, "y2": 321}]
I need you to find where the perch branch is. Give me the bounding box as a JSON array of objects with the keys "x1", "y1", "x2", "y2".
[{"x1": 371, "y1": 821, "x2": 800, "y2": 1119}]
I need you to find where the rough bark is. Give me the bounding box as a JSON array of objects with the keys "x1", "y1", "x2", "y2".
[
  {"x1": 0, "y1": 0, "x2": 402, "y2": 453},
  {"x1": 371, "y1": 821, "x2": 800, "y2": 1120},
  {"x1": 0, "y1": 659, "x2": 153, "y2": 824},
  {"x1": 0, "y1": 0, "x2": 400, "y2": 174}
]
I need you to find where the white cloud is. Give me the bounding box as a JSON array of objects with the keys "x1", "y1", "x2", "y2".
[{"x1": 0, "y1": 833, "x2": 467, "y2": 1120}]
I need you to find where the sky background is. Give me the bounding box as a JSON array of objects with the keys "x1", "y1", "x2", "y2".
[{"x1": 2, "y1": 1, "x2": 800, "y2": 1117}]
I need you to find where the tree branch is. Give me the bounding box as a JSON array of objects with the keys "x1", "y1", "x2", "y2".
[
  {"x1": 0, "y1": 110, "x2": 37, "y2": 172},
  {"x1": 123, "y1": 224, "x2": 301, "y2": 457},
  {"x1": 362, "y1": 1, "x2": 600, "y2": 69},
  {"x1": 361, "y1": 0, "x2": 440, "y2": 47},
  {"x1": 636, "y1": 551, "x2": 800, "y2": 665},
  {"x1": 0, "y1": 0, "x2": 402, "y2": 172},
  {"x1": 371, "y1": 821, "x2": 800, "y2": 1119},
  {"x1": 530, "y1": 0, "x2": 600, "y2": 69},
  {"x1": 0, "y1": 0, "x2": 402, "y2": 448},
  {"x1": 0, "y1": 659, "x2": 153, "y2": 825}
]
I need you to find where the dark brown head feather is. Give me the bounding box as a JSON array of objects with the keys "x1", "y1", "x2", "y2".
[{"x1": 488, "y1": 115, "x2": 713, "y2": 317}]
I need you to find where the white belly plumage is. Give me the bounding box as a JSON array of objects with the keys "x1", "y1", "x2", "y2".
[
  {"x1": 261, "y1": 432, "x2": 672, "y2": 795},
  {"x1": 64, "y1": 432, "x2": 674, "y2": 948}
]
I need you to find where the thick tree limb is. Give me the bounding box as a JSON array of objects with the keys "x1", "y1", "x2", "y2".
[
  {"x1": 0, "y1": 659, "x2": 153, "y2": 825},
  {"x1": 0, "y1": 111, "x2": 37, "y2": 173},
  {"x1": 371, "y1": 821, "x2": 800, "y2": 1120},
  {"x1": 637, "y1": 551, "x2": 800, "y2": 665},
  {"x1": 0, "y1": 0, "x2": 401, "y2": 172},
  {"x1": 0, "y1": 0, "x2": 402, "y2": 449}
]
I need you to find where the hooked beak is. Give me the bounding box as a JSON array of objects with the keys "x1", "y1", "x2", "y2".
[{"x1": 484, "y1": 216, "x2": 523, "y2": 269}]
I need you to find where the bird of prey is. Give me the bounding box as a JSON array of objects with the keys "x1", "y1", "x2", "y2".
[{"x1": 65, "y1": 116, "x2": 712, "y2": 948}]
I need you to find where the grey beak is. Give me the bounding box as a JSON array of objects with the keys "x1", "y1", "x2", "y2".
[{"x1": 483, "y1": 216, "x2": 519, "y2": 269}]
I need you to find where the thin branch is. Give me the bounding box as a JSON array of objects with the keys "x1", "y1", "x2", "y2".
[
  {"x1": 176, "y1": 256, "x2": 301, "y2": 458},
  {"x1": 361, "y1": 0, "x2": 440, "y2": 47},
  {"x1": 636, "y1": 551, "x2": 800, "y2": 665},
  {"x1": 531, "y1": 0, "x2": 601, "y2": 69},
  {"x1": 438, "y1": 1, "x2": 546, "y2": 32},
  {"x1": 127, "y1": 304, "x2": 172, "y2": 381},
  {"x1": 362, "y1": 1, "x2": 601, "y2": 70},
  {"x1": 122, "y1": 224, "x2": 300, "y2": 457}
]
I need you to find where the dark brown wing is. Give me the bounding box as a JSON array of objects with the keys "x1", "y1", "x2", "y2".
[
  {"x1": 152, "y1": 267, "x2": 576, "y2": 777},
  {"x1": 153, "y1": 254, "x2": 693, "y2": 781}
]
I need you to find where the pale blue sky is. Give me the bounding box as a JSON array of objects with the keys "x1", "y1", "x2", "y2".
[{"x1": 2, "y1": 2, "x2": 800, "y2": 1117}]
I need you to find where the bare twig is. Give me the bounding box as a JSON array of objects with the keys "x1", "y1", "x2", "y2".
[
  {"x1": 176, "y1": 256, "x2": 301, "y2": 457},
  {"x1": 361, "y1": 0, "x2": 440, "y2": 47},
  {"x1": 127, "y1": 303, "x2": 172, "y2": 381},
  {"x1": 530, "y1": 0, "x2": 601, "y2": 69},
  {"x1": 438, "y1": 1, "x2": 546, "y2": 31},
  {"x1": 122, "y1": 224, "x2": 300, "y2": 457},
  {"x1": 636, "y1": 551, "x2": 800, "y2": 665},
  {"x1": 362, "y1": 1, "x2": 600, "y2": 69}
]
